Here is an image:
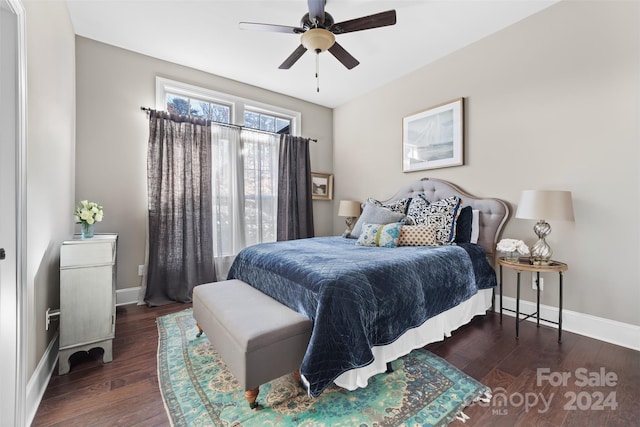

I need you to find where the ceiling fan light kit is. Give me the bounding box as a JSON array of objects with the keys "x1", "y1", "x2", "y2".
[
  {"x1": 240, "y1": 0, "x2": 397, "y2": 90},
  {"x1": 301, "y1": 29, "x2": 335, "y2": 53}
]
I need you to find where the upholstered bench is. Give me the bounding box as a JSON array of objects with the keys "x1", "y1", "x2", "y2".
[{"x1": 192, "y1": 279, "x2": 312, "y2": 409}]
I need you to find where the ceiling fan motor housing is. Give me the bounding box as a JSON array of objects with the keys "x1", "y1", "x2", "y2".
[{"x1": 301, "y1": 12, "x2": 334, "y2": 30}]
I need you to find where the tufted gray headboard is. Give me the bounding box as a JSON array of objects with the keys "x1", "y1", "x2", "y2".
[{"x1": 383, "y1": 177, "x2": 510, "y2": 258}]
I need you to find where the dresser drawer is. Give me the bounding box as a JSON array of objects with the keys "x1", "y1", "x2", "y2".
[{"x1": 60, "y1": 235, "x2": 116, "y2": 267}]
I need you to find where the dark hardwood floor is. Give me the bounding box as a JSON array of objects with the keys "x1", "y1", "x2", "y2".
[{"x1": 32, "y1": 303, "x2": 639, "y2": 426}]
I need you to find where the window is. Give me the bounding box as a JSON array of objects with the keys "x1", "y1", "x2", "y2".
[
  {"x1": 240, "y1": 131, "x2": 279, "y2": 246},
  {"x1": 156, "y1": 77, "x2": 300, "y2": 133},
  {"x1": 244, "y1": 111, "x2": 291, "y2": 134},
  {"x1": 156, "y1": 78, "x2": 300, "y2": 278},
  {"x1": 166, "y1": 93, "x2": 230, "y2": 123}
]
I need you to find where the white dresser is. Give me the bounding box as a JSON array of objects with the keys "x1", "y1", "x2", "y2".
[{"x1": 58, "y1": 233, "x2": 118, "y2": 374}]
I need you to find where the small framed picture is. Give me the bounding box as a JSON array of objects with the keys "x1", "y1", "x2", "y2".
[
  {"x1": 311, "y1": 172, "x2": 333, "y2": 200},
  {"x1": 402, "y1": 98, "x2": 464, "y2": 172}
]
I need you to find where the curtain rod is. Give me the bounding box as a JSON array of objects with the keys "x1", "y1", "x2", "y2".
[{"x1": 140, "y1": 107, "x2": 317, "y2": 142}]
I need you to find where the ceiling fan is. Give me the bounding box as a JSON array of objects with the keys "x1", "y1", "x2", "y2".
[{"x1": 239, "y1": 0, "x2": 397, "y2": 71}]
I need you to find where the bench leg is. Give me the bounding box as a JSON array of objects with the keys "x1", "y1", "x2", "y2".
[
  {"x1": 196, "y1": 323, "x2": 203, "y2": 338},
  {"x1": 245, "y1": 387, "x2": 260, "y2": 409}
]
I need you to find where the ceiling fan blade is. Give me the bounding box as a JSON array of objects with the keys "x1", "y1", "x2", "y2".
[
  {"x1": 307, "y1": 0, "x2": 326, "y2": 26},
  {"x1": 328, "y1": 42, "x2": 359, "y2": 69},
  {"x1": 331, "y1": 10, "x2": 397, "y2": 34},
  {"x1": 239, "y1": 22, "x2": 304, "y2": 34},
  {"x1": 279, "y1": 44, "x2": 308, "y2": 69}
]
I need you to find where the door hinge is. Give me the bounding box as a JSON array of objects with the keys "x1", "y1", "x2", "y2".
[{"x1": 0, "y1": 248, "x2": 5, "y2": 260}]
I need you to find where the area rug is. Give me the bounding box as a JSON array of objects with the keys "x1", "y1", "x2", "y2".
[{"x1": 157, "y1": 309, "x2": 491, "y2": 426}]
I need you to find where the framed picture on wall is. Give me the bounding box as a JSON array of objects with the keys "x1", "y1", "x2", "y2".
[
  {"x1": 402, "y1": 98, "x2": 464, "y2": 172},
  {"x1": 311, "y1": 172, "x2": 333, "y2": 200}
]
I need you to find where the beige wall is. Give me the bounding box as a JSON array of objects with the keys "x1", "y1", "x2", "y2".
[
  {"x1": 24, "y1": 0, "x2": 76, "y2": 377},
  {"x1": 75, "y1": 37, "x2": 334, "y2": 292},
  {"x1": 333, "y1": 1, "x2": 639, "y2": 325}
]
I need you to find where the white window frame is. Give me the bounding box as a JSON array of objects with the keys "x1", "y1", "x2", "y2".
[{"x1": 155, "y1": 77, "x2": 301, "y2": 135}]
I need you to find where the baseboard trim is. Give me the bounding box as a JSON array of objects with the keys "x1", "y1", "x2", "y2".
[
  {"x1": 26, "y1": 332, "x2": 58, "y2": 426},
  {"x1": 116, "y1": 286, "x2": 142, "y2": 306},
  {"x1": 499, "y1": 296, "x2": 640, "y2": 351}
]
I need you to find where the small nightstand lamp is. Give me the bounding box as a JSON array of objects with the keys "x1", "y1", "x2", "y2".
[
  {"x1": 338, "y1": 200, "x2": 361, "y2": 233},
  {"x1": 516, "y1": 190, "x2": 574, "y2": 265}
]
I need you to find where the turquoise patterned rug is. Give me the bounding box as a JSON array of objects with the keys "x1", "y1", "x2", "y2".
[{"x1": 157, "y1": 309, "x2": 490, "y2": 426}]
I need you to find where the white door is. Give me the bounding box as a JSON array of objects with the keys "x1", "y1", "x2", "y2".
[{"x1": 0, "y1": 0, "x2": 26, "y2": 425}]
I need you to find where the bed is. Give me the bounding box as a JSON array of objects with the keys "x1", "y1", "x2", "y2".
[{"x1": 227, "y1": 177, "x2": 509, "y2": 397}]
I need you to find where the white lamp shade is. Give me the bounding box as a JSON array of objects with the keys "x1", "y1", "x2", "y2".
[
  {"x1": 516, "y1": 190, "x2": 575, "y2": 221},
  {"x1": 338, "y1": 200, "x2": 361, "y2": 217}
]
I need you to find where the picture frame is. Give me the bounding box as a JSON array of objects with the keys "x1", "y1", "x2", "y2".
[
  {"x1": 311, "y1": 172, "x2": 333, "y2": 200},
  {"x1": 402, "y1": 98, "x2": 464, "y2": 172}
]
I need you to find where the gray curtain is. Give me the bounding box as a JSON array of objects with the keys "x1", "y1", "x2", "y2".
[
  {"x1": 145, "y1": 111, "x2": 216, "y2": 306},
  {"x1": 277, "y1": 135, "x2": 314, "y2": 240}
]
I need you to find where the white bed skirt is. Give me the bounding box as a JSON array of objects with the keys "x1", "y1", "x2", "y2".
[{"x1": 333, "y1": 288, "x2": 493, "y2": 390}]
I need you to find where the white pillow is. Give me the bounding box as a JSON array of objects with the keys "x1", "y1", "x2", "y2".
[
  {"x1": 349, "y1": 203, "x2": 405, "y2": 239},
  {"x1": 471, "y1": 209, "x2": 480, "y2": 244}
]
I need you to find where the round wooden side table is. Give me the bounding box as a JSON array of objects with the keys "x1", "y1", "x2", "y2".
[{"x1": 497, "y1": 257, "x2": 568, "y2": 342}]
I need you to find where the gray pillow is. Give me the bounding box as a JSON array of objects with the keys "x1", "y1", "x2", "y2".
[{"x1": 349, "y1": 203, "x2": 405, "y2": 239}]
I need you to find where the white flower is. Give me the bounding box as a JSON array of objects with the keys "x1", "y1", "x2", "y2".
[
  {"x1": 74, "y1": 200, "x2": 104, "y2": 226},
  {"x1": 496, "y1": 238, "x2": 530, "y2": 255}
]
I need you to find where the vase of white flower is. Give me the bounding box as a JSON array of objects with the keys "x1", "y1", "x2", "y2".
[
  {"x1": 496, "y1": 238, "x2": 530, "y2": 263},
  {"x1": 74, "y1": 200, "x2": 104, "y2": 239},
  {"x1": 80, "y1": 222, "x2": 95, "y2": 239},
  {"x1": 504, "y1": 251, "x2": 519, "y2": 262}
]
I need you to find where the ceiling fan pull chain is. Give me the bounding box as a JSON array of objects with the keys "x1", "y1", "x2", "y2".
[{"x1": 316, "y1": 52, "x2": 320, "y2": 92}]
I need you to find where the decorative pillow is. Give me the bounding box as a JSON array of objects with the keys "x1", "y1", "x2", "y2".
[
  {"x1": 349, "y1": 203, "x2": 406, "y2": 239},
  {"x1": 471, "y1": 209, "x2": 480, "y2": 244},
  {"x1": 406, "y1": 196, "x2": 462, "y2": 244},
  {"x1": 405, "y1": 194, "x2": 430, "y2": 225},
  {"x1": 397, "y1": 224, "x2": 439, "y2": 246},
  {"x1": 455, "y1": 206, "x2": 473, "y2": 243},
  {"x1": 356, "y1": 222, "x2": 403, "y2": 247},
  {"x1": 367, "y1": 197, "x2": 411, "y2": 215}
]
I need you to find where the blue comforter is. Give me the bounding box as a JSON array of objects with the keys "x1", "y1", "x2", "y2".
[{"x1": 227, "y1": 236, "x2": 496, "y2": 397}]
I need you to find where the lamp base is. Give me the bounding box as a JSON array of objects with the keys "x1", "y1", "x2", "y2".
[
  {"x1": 531, "y1": 257, "x2": 550, "y2": 266},
  {"x1": 345, "y1": 216, "x2": 356, "y2": 232},
  {"x1": 531, "y1": 220, "x2": 552, "y2": 265}
]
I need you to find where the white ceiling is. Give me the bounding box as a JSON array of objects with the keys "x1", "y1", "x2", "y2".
[{"x1": 66, "y1": 0, "x2": 557, "y2": 108}]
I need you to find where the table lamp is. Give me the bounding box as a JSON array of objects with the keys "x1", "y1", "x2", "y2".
[
  {"x1": 515, "y1": 190, "x2": 574, "y2": 265},
  {"x1": 338, "y1": 200, "x2": 361, "y2": 232}
]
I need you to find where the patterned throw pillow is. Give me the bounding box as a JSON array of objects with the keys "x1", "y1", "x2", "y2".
[
  {"x1": 406, "y1": 195, "x2": 462, "y2": 244},
  {"x1": 397, "y1": 224, "x2": 439, "y2": 246},
  {"x1": 405, "y1": 194, "x2": 430, "y2": 225},
  {"x1": 356, "y1": 222, "x2": 403, "y2": 248},
  {"x1": 367, "y1": 197, "x2": 411, "y2": 215}
]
